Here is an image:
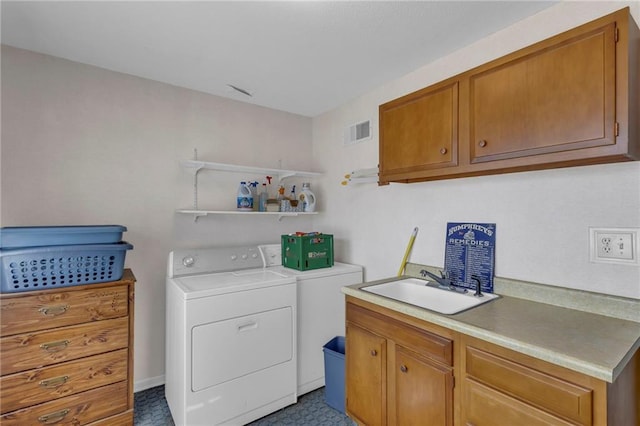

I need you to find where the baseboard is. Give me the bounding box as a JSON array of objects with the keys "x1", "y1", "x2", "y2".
[{"x1": 134, "y1": 374, "x2": 165, "y2": 393}]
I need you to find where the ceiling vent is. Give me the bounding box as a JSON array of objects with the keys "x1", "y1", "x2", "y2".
[{"x1": 344, "y1": 120, "x2": 372, "y2": 146}]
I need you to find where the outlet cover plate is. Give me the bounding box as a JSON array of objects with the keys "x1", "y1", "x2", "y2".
[{"x1": 589, "y1": 227, "x2": 639, "y2": 265}]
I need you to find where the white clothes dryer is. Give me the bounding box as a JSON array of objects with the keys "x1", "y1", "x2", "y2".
[{"x1": 165, "y1": 246, "x2": 297, "y2": 426}]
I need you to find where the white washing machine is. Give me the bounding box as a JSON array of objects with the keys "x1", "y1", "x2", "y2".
[
  {"x1": 258, "y1": 244, "x2": 363, "y2": 395},
  {"x1": 165, "y1": 246, "x2": 297, "y2": 426}
]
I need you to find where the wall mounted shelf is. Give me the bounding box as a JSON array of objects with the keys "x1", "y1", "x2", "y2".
[
  {"x1": 176, "y1": 209, "x2": 318, "y2": 222},
  {"x1": 179, "y1": 159, "x2": 322, "y2": 221},
  {"x1": 181, "y1": 160, "x2": 322, "y2": 182}
]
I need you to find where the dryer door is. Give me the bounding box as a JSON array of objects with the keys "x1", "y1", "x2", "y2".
[{"x1": 191, "y1": 306, "x2": 294, "y2": 392}]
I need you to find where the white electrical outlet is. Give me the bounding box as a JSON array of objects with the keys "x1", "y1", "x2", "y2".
[{"x1": 589, "y1": 227, "x2": 639, "y2": 265}]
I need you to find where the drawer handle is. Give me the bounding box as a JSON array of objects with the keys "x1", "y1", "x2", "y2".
[
  {"x1": 440, "y1": 147, "x2": 448, "y2": 155},
  {"x1": 400, "y1": 364, "x2": 408, "y2": 373},
  {"x1": 237, "y1": 321, "x2": 258, "y2": 332},
  {"x1": 39, "y1": 305, "x2": 69, "y2": 316},
  {"x1": 40, "y1": 340, "x2": 70, "y2": 352},
  {"x1": 39, "y1": 375, "x2": 69, "y2": 389},
  {"x1": 38, "y1": 408, "x2": 70, "y2": 424},
  {"x1": 478, "y1": 140, "x2": 487, "y2": 148},
  {"x1": 370, "y1": 349, "x2": 377, "y2": 357}
]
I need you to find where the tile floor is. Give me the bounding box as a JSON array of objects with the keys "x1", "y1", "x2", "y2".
[{"x1": 134, "y1": 385, "x2": 355, "y2": 425}]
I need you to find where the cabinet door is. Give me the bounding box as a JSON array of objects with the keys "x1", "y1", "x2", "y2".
[
  {"x1": 346, "y1": 323, "x2": 387, "y2": 426},
  {"x1": 463, "y1": 379, "x2": 578, "y2": 426},
  {"x1": 393, "y1": 345, "x2": 453, "y2": 426},
  {"x1": 380, "y1": 81, "x2": 458, "y2": 182},
  {"x1": 470, "y1": 21, "x2": 616, "y2": 163}
]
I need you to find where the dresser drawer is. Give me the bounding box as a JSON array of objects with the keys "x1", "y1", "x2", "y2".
[
  {"x1": 0, "y1": 284, "x2": 129, "y2": 337},
  {"x1": 0, "y1": 349, "x2": 128, "y2": 414},
  {"x1": 0, "y1": 317, "x2": 129, "y2": 376},
  {"x1": 465, "y1": 346, "x2": 592, "y2": 425},
  {"x1": 0, "y1": 381, "x2": 128, "y2": 425},
  {"x1": 87, "y1": 410, "x2": 133, "y2": 426}
]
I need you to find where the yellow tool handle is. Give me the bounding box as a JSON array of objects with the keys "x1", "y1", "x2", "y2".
[{"x1": 398, "y1": 227, "x2": 419, "y2": 276}]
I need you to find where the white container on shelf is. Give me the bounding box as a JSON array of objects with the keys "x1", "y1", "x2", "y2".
[
  {"x1": 236, "y1": 182, "x2": 253, "y2": 211},
  {"x1": 299, "y1": 183, "x2": 316, "y2": 212}
]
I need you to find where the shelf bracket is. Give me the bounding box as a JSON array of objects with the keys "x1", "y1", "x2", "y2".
[
  {"x1": 277, "y1": 172, "x2": 296, "y2": 183},
  {"x1": 192, "y1": 212, "x2": 208, "y2": 222}
]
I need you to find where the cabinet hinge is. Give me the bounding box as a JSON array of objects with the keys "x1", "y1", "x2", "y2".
[{"x1": 615, "y1": 122, "x2": 620, "y2": 137}]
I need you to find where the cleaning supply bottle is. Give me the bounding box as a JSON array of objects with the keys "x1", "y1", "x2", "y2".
[
  {"x1": 249, "y1": 181, "x2": 259, "y2": 211},
  {"x1": 237, "y1": 181, "x2": 253, "y2": 211},
  {"x1": 299, "y1": 182, "x2": 316, "y2": 212},
  {"x1": 265, "y1": 176, "x2": 273, "y2": 198},
  {"x1": 259, "y1": 180, "x2": 268, "y2": 212},
  {"x1": 277, "y1": 185, "x2": 285, "y2": 200}
]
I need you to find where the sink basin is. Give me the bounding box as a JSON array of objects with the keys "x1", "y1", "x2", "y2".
[{"x1": 362, "y1": 278, "x2": 499, "y2": 314}]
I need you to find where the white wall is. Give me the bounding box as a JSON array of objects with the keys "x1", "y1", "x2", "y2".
[
  {"x1": 312, "y1": 1, "x2": 640, "y2": 300},
  {"x1": 0, "y1": 46, "x2": 314, "y2": 389}
]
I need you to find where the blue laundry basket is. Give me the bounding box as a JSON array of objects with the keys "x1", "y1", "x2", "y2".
[
  {"x1": 323, "y1": 336, "x2": 346, "y2": 413},
  {"x1": 0, "y1": 242, "x2": 133, "y2": 293}
]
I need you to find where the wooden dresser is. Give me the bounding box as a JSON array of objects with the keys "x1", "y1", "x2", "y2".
[{"x1": 0, "y1": 270, "x2": 135, "y2": 425}]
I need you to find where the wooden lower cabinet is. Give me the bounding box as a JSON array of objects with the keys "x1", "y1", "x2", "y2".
[
  {"x1": 0, "y1": 270, "x2": 135, "y2": 425},
  {"x1": 346, "y1": 323, "x2": 387, "y2": 426},
  {"x1": 463, "y1": 379, "x2": 579, "y2": 426},
  {"x1": 346, "y1": 296, "x2": 640, "y2": 426},
  {"x1": 346, "y1": 298, "x2": 454, "y2": 426},
  {"x1": 460, "y1": 335, "x2": 640, "y2": 426},
  {"x1": 394, "y1": 345, "x2": 453, "y2": 426}
]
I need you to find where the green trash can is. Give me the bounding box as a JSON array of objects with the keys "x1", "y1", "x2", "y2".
[{"x1": 323, "y1": 336, "x2": 346, "y2": 413}]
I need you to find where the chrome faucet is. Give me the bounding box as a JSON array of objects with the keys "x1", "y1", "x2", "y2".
[
  {"x1": 471, "y1": 275, "x2": 484, "y2": 297},
  {"x1": 419, "y1": 269, "x2": 467, "y2": 293}
]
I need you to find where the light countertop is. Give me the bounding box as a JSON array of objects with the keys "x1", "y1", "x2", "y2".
[{"x1": 342, "y1": 267, "x2": 640, "y2": 383}]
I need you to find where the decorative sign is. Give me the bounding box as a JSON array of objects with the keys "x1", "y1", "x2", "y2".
[{"x1": 444, "y1": 222, "x2": 496, "y2": 293}]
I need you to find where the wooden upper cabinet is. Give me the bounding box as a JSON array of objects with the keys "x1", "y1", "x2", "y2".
[
  {"x1": 379, "y1": 81, "x2": 458, "y2": 183},
  {"x1": 378, "y1": 7, "x2": 639, "y2": 183},
  {"x1": 470, "y1": 20, "x2": 616, "y2": 163}
]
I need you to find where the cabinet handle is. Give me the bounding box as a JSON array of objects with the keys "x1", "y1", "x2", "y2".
[
  {"x1": 370, "y1": 349, "x2": 378, "y2": 357},
  {"x1": 478, "y1": 140, "x2": 487, "y2": 148},
  {"x1": 40, "y1": 340, "x2": 70, "y2": 352},
  {"x1": 400, "y1": 364, "x2": 408, "y2": 373},
  {"x1": 39, "y1": 375, "x2": 69, "y2": 389},
  {"x1": 38, "y1": 408, "x2": 70, "y2": 424},
  {"x1": 440, "y1": 147, "x2": 448, "y2": 155},
  {"x1": 39, "y1": 305, "x2": 69, "y2": 316}
]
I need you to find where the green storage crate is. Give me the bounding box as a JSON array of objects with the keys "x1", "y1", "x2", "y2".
[{"x1": 281, "y1": 233, "x2": 334, "y2": 271}]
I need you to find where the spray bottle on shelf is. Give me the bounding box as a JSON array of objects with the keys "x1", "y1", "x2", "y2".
[
  {"x1": 289, "y1": 185, "x2": 296, "y2": 201},
  {"x1": 299, "y1": 182, "x2": 316, "y2": 212},
  {"x1": 265, "y1": 176, "x2": 273, "y2": 199},
  {"x1": 249, "y1": 181, "x2": 259, "y2": 211},
  {"x1": 259, "y1": 180, "x2": 268, "y2": 212},
  {"x1": 237, "y1": 181, "x2": 253, "y2": 211}
]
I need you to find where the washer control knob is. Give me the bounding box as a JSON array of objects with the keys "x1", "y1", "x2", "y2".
[
  {"x1": 182, "y1": 256, "x2": 195, "y2": 267},
  {"x1": 252, "y1": 253, "x2": 259, "y2": 259},
  {"x1": 241, "y1": 254, "x2": 248, "y2": 260},
  {"x1": 230, "y1": 255, "x2": 237, "y2": 261}
]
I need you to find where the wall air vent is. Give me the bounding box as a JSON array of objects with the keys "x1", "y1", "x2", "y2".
[{"x1": 344, "y1": 120, "x2": 372, "y2": 146}]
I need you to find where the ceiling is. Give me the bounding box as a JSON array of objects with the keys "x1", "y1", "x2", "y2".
[{"x1": 1, "y1": 1, "x2": 558, "y2": 117}]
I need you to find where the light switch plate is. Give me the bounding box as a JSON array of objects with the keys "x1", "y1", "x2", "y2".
[{"x1": 589, "y1": 227, "x2": 639, "y2": 265}]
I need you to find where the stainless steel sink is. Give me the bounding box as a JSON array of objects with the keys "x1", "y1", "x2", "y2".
[{"x1": 362, "y1": 278, "x2": 499, "y2": 314}]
